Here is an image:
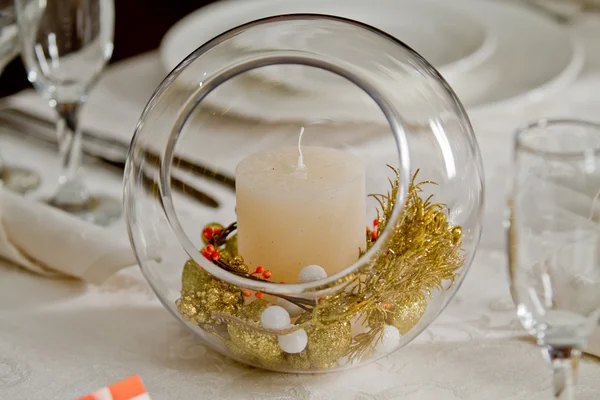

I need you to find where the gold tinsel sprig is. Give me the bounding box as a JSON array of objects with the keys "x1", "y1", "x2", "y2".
[{"x1": 313, "y1": 167, "x2": 464, "y2": 361}]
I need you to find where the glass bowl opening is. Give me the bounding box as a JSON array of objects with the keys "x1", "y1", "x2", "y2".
[{"x1": 160, "y1": 54, "x2": 411, "y2": 294}]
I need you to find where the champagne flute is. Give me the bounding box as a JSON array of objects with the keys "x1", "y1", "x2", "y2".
[
  {"x1": 15, "y1": 0, "x2": 120, "y2": 226},
  {"x1": 507, "y1": 119, "x2": 600, "y2": 399},
  {"x1": 0, "y1": 0, "x2": 40, "y2": 194}
]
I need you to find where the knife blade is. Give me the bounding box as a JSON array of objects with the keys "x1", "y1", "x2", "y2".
[
  {"x1": 0, "y1": 107, "x2": 236, "y2": 190},
  {"x1": 0, "y1": 109, "x2": 221, "y2": 208}
]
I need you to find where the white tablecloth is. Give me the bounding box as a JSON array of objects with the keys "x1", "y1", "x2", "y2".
[{"x1": 1, "y1": 12, "x2": 600, "y2": 400}]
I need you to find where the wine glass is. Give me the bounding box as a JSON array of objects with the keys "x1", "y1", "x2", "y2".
[
  {"x1": 0, "y1": 0, "x2": 40, "y2": 194},
  {"x1": 507, "y1": 119, "x2": 600, "y2": 399},
  {"x1": 14, "y1": 0, "x2": 120, "y2": 226}
]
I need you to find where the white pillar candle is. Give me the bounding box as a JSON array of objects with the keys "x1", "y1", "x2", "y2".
[{"x1": 235, "y1": 145, "x2": 366, "y2": 284}]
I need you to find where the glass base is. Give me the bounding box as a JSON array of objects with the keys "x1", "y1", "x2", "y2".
[
  {"x1": 2, "y1": 166, "x2": 42, "y2": 194},
  {"x1": 47, "y1": 194, "x2": 122, "y2": 227}
]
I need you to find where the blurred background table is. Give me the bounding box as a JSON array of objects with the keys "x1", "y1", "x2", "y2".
[
  {"x1": 0, "y1": 1, "x2": 600, "y2": 399},
  {"x1": 0, "y1": 0, "x2": 217, "y2": 98}
]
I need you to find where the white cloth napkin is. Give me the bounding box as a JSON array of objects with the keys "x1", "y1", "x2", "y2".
[{"x1": 0, "y1": 189, "x2": 136, "y2": 284}]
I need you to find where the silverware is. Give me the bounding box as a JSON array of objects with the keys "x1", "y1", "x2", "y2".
[
  {"x1": 0, "y1": 108, "x2": 237, "y2": 190},
  {"x1": 0, "y1": 109, "x2": 223, "y2": 208}
]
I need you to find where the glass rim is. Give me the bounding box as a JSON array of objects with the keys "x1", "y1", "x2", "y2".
[
  {"x1": 515, "y1": 118, "x2": 600, "y2": 159},
  {"x1": 132, "y1": 13, "x2": 420, "y2": 295}
]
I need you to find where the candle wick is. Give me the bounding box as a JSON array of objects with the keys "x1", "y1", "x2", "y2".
[{"x1": 296, "y1": 126, "x2": 306, "y2": 171}]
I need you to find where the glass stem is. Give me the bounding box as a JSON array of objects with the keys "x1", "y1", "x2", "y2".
[
  {"x1": 0, "y1": 65, "x2": 6, "y2": 182},
  {"x1": 52, "y1": 102, "x2": 90, "y2": 208},
  {"x1": 544, "y1": 345, "x2": 581, "y2": 400}
]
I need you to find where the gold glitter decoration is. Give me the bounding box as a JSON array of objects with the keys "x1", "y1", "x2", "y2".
[
  {"x1": 227, "y1": 339, "x2": 254, "y2": 361},
  {"x1": 285, "y1": 352, "x2": 311, "y2": 370},
  {"x1": 176, "y1": 293, "x2": 209, "y2": 324},
  {"x1": 307, "y1": 321, "x2": 352, "y2": 368},
  {"x1": 260, "y1": 353, "x2": 286, "y2": 370},
  {"x1": 181, "y1": 259, "x2": 209, "y2": 294},
  {"x1": 228, "y1": 253, "x2": 248, "y2": 274},
  {"x1": 177, "y1": 259, "x2": 243, "y2": 325},
  {"x1": 387, "y1": 294, "x2": 427, "y2": 335},
  {"x1": 295, "y1": 312, "x2": 312, "y2": 325},
  {"x1": 239, "y1": 298, "x2": 270, "y2": 320},
  {"x1": 214, "y1": 250, "x2": 249, "y2": 275},
  {"x1": 227, "y1": 299, "x2": 284, "y2": 366},
  {"x1": 313, "y1": 168, "x2": 464, "y2": 361}
]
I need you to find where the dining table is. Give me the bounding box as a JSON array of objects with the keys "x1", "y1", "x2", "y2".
[{"x1": 0, "y1": 8, "x2": 600, "y2": 400}]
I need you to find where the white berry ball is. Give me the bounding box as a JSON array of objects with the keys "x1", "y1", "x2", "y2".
[
  {"x1": 298, "y1": 265, "x2": 327, "y2": 283},
  {"x1": 278, "y1": 328, "x2": 308, "y2": 354},
  {"x1": 276, "y1": 297, "x2": 304, "y2": 318},
  {"x1": 375, "y1": 325, "x2": 401, "y2": 354},
  {"x1": 260, "y1": 306, "x2": 291, "y2": 330}
]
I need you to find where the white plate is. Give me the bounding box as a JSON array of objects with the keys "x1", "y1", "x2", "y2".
[
  {"x1": 160, "y1": 0, "x2": 495, "y2": 90},
  {"x1": 451, "y1": 0, "x2": 584, "y2": 112},
  {"x1": 159, "y1": 0, "x2": 583, "y2": 123}
]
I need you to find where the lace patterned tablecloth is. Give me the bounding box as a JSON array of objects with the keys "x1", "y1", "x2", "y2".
[{"x1": 1, "y1": 12, "x2": 600, "y2": 400}]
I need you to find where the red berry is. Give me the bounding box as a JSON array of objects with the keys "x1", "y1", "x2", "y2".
[
  {"x1": 201, "y1": 249, "x2": 210, "y2": 259},
  {"x1": 211, "y1": 251, "x2": 221, "y2": 262},
  {"x1": 213, "y1": 228, "x2": 222, "y2": 236},
  {"x1": 242, "y1": 290, "x2": 251, "y2": 297},
  {"x1": 371, "y1": 230, "x2": 378, "y2": 241},
  {"x1": 255, "y1": 292, "x2": 264, "y2": 299},
  {"x1": 250, "y1": 266, "x2": 265, "y2": 275},
  {"x1": 373, "y1": 219, "x2": 379, "y2": 227},
  {"x1": 262, "y1": 271, "x2": 272, "y2": 279},
  {"x1": 205, "y1": 244, "x2": 215, "y2": 255},
  {"x1": 202, "y1": 227, "x2": 213, "y2": 241}
]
